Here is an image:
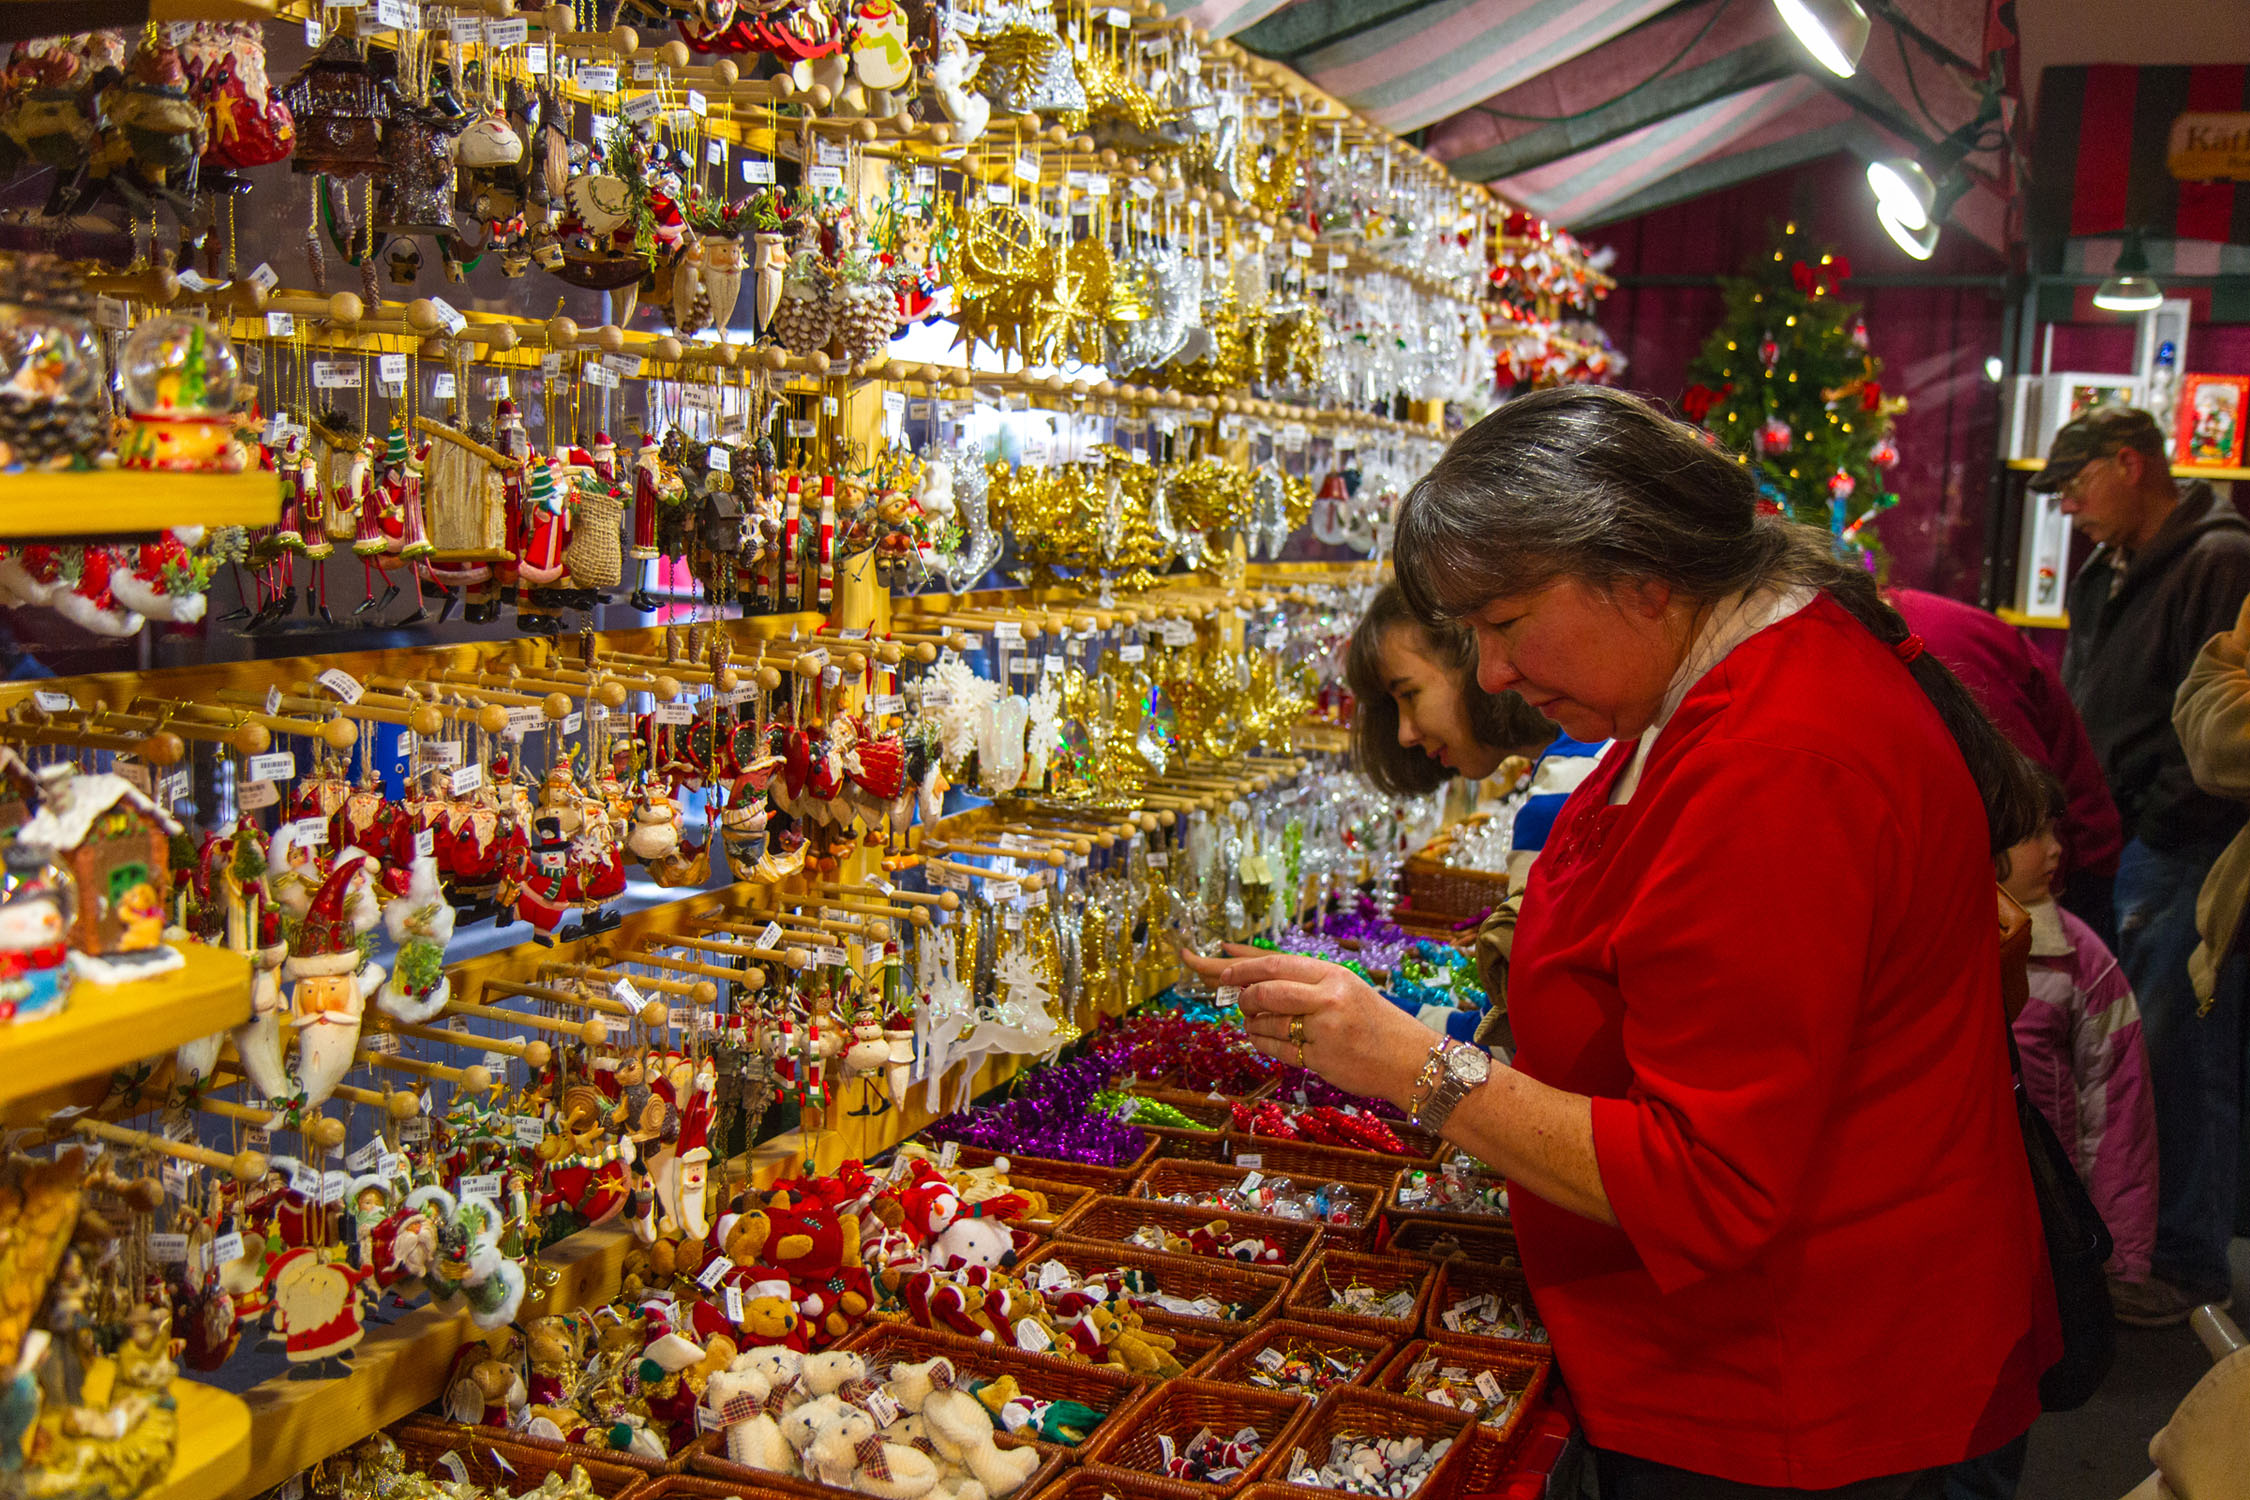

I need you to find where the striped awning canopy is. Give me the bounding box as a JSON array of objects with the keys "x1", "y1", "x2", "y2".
[{"x1": 1175, "y1": 0, "x2": 2015, "y2": 245}]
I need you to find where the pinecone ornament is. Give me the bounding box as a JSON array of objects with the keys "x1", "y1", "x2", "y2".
[
  {"x1": 836, "y1": 276, "x2": 899, "y2": 364},
  {"x1": 772, "y1": 269, "x2": 834, "y2": 356}
]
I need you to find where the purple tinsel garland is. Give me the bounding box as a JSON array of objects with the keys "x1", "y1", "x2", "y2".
[
  {"x1": 923, "y1": 1054, "x2": 1150, "y2": 1166},
  {"x1": 1272, "y1": 898, "x2": 1415, "y2": 977}
]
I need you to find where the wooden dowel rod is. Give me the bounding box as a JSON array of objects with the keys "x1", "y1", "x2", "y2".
[
  {"x1": 925, "y1": 839, "x2": 1067, "y2": 867},
  {"x1": 135, "y1": 697, "x2": 359, "y2": 750},
  {"x1": 0, "y1": 720, "x2": 180, "y2": 760},
  {"x1": 484, "y1": 979, "x2": 663, "y2": 1026},
  {"x1": 68, "y1": 1118, "x2": 265, "y2": 1181},
  {"x1": 216, "y1": 1058, "x2": 417, "y2": 1119},
  {"x1": 440, "y1": 999, "x2": 609, "y2": 1044},
  {"x1": 661, "y1": 929, "x2": 804, "y2": 968},
  {"x1": 546, "y1": 961, "x2": 716, "y2": 1003},
  {"x1": 815, "y1": 882, "x2": 959, "y2": 911},
  {"x1": 626, "y1": 946, "x2": 775, "y2": 985},
  {"x1": 301, "y1": 683, "x2": 508, "y2": 735},
  {"x1": 920, "y1": 857, "x2": 1051, "y2": 888},
  {"x1": 218, "y1": 687, "x2": 432, "y2": 735}
]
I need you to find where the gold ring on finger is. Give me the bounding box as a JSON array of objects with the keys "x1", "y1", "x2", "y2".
[{"x1": 1288, "y1": 1017, "x2": 1306, "y2": 1044}]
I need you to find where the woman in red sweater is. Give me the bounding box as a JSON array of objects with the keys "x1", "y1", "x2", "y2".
[{"x1": 1189, "y1": 389, "x2": 2058, "y2": 1497}]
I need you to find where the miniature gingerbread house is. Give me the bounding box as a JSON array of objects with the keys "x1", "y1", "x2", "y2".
[{"x1": 15, "y1": 763, "x2": 182, "y2": 968}]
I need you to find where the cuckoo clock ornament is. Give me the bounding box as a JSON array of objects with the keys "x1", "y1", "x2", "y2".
[{"x1": 281, "y1": 32, "x2": 388, "y2": 176}]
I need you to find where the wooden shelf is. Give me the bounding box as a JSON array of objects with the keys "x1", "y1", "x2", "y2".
[
  {"x1": 2004, "y1": 458, "x2": 2250, "y2": 482},
  {"x1": 146, "y1": 1381, "x2": 252, "y2": 1500},
  {"x1": 0, "y1": 470, "x2": 279, "y2": 540},
  {"x1": 1996, "y1": 607, "x2": 2069, "y2": 630},
  {"x1": 0, "y1": 945, "x2": 249, "y2": 1112}
]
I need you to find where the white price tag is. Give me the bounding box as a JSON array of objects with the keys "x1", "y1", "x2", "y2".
[
  {"x1": 347, "y1": 1138, "x2": 383, "y2": 1173},
  {"x1": 1235, "y1": 1155, "x2": 1263, "y2": 1171},
  {"x1": 687, "y1": 88, "x2": 707, "y2": 116},
  {"x1": 525, "y1": 42, "x2": 547, "y2": 72},
  {"x1": 238, "y1": 779, "x2": 279, "y2": 811},
  {"x1": 653, "y1": 701, "x2": 695, "y2": 725},
  {"x1": 313, "y1": 361, "x2": 362, "y2": 389},
  {"x1": 603, "y1": 353, "x2": 640, "y2": 377},
  {"x1": 377, "y1": 352, "x2": 409, "y2": 385},
  {"x1": 431, "y1": 371, "x2": 457, "y2": 400},
  {"x1": 424, "y1": 740, "x2": 462, "y2": 768},
  {"x1": 622, "y1": 90, "x2": 660, "y2": 122},
  {"x1": 32, "y1": 689, "x2": 73, "y2": 713},
  {"x1": 757, "y1": 921, "x2": 784, "y2": 950},
  {"x1": 266, "y1": 310, "x2": 295, "y2": 337},
  {"x1": 584, "y1": 362, "x2": 619, "y2": 389},
  {"x1": 317, "y1": 668, "x2": 364, "y2": 703},
  {"x1": 578, "y1": 65, "x2": 619, "y2": 93},
  {"x1": 459, "y1": 1173, "x2": 502, "y2": 1199},
  {"x1": 450, "y1": 764, "x2": 484, "y2": 795},
  {"x1": 148, "y1": 1233, "x2": 190, "y2": 1262},
  {"x1": 563, "y1": 711, "x2": 584, "y2": 734},
  {"x1": 514, "y1": 1114, "x2": 546, "y2": 1147},
  {"x1": 707, "y1": 444, "x2": 732, "y2": 472},
  {"x1": 744, "y1": 158, "x2": 776, "y2": 183},
  {"x1": 698, "y1": 1254, "x2": 736, "y2": 1290},
  {"x1": 1119, "y1": 642, "x2": 1145, "y2": 663},
  {"x1": 1013, "y1": 151, "x2": 1041, "y2": 184},
  {"x1": 247, "y1": 751, "x2": 295, "y2": 782},
  {"x1": 808, "y1": 165, "x2": 844, "y2": 189},
  {"x1": 814, "y1": 945, "x2": 851, "y2": 967}
]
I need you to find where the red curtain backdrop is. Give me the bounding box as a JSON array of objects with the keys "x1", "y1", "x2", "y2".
[{"x1": 1591, "y1": 152, "x2": 2009, "y2": 600}]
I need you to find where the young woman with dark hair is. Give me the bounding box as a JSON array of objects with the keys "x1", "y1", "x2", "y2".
[
  {"x1": 1342, "y1": 581, "x2": 1557, "y2": 797},
  {"x1": 1188, "y1": 387, "x2": 2055, "y2": 1498}
]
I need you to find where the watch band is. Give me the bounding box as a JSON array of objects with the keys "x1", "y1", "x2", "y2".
[{"x1": 1416, "y1": 1041, "x2": 1490, "y2": 1135}]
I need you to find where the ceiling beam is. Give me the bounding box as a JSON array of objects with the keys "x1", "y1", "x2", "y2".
[
  {"x1": 1571, "y1": 121, "x2": 1860, "y2": 224},
  {"x1": 1233, "y1": 0, "x2": 1434, "y2": 63},
  {"x1": 1444, "y1": 35, "x2": 1805, "y2": 180}
]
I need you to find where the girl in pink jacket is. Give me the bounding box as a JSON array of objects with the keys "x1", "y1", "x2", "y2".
[{"x1": 2001, "y1": 767, "x2": 2159, "y2": 1288}]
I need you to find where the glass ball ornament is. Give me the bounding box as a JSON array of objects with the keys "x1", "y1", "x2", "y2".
[{"x1": 116, "y1": 313, "x2": 245, "y2": 472}]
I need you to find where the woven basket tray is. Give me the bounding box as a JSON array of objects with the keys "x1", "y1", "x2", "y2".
[
  {"x1": 1079, "y1": 1378, "x2": 1311, "y2": 1491},
  {"x1": 1195, "y1": 1320, "x2": 1396, "y2": 1402},
  {"x1": 1015, "y1": 1241, "x2": 1286, "y2": 1335},
  {"x1": 402, "y1": 1417, "x2": 686, "y2": 1478},
  {"x1": 1224, "y1": 1138, "x2": 1427, "y2": 1185},
  {"x1": 1257, "y1": 1389, "x2": 1476, "y2": 1500},
  {"x1": 1399, "y1": 834, "x2": 1511, "y2": 925},
  {"x1": 1011, "y1": 1176, "x2": 1098, "y2": 1232},
  {"x1": 838, "y1": 1321, "x2": 1153, "y2": 1458},
  {"x1": 1165, "y1": 1325, "x2": 1228, "y2": 1378},
  {"x1": 1381, "y1": 1169, "x2": 1511, "y2": 1229},
  {"x1": 1372, "y1": 1340, "x2": 1551, "y2": 1488},
  {"x1": 687, "y1": 1420, "x2": 1068, "y2": 1500},
  {"x1": 387, "y1": 1415, "x2": 657, "y2": 1494},
  {"x1": 1377, "y1": 1218, "x2": 1518, "y2": 1267},
  {"x1": 949, "y1": 1135, "x2": 1160, "y2": 1189},
  {"x1": 1144, "y1": 1127, "x2": 1235, "y2": 1165},
  {"x1": 1054, "y1": 1196, "x2": 1325, "y2": 1279},
  {"x1": 1044, "y1": 1465, "x2": 1225, "y2": 1500},
  {"x1": 1422, "y1": 1261, "x2": 1549, "y2": 1356},
  {"x1": 1130, "y1": 1161, "x2": 1382, "y2": 1252},
  {"x1": 1282, "y1": 1251, "x2": 1437, "y2": 1337}
]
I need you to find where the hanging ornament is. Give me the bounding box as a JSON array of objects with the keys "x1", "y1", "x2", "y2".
[
  {"x1": 1870, "y1": 437, "x2": 1900, "y2": 469},
  {"x1": 1758, "y1": 337, "x2": 1779, "y2": 369},
  {"x1": 1827, "y1": 471, "x2": 1856, "y2": 502},
  {"x1": 1851, "y1": 319, "x2": 1870, "y2": 350},
  {"x1": 1757, "y1": 417, "x2": 1792, "y2": 454}
]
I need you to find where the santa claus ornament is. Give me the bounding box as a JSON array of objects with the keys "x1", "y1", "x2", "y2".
[
  {"x1": 264, "y1": 1246, "x2": 372, "y2": 1379},
  {"x1": 273, "y1": 856, "x2": 384, "y2": 1108}
]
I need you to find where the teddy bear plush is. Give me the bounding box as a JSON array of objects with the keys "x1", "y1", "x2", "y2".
[
  {"x1": 703, "y1": 1365, "x2": 793, "y2": 1472},
  {"x1": 726, "y1": 1204, "x2": 872, "y2": 1344},
  {"x1": 928, "y1": 1216, "x2": 1023, "y2": 1274},
  {"x1": 814, "y1": 1401, "x2": 943, "y2": 1500},
  {"x1": 881, "y1": 1355, "x2": 958, "y2": 1414},
  {"x1": 923, "y1": 1386, "x2": 1039, "y2": 1498}
]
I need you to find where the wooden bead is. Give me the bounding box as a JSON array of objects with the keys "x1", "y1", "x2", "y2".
[
  {"x1": 231, "y1": 722, "x2": 270, "y2": 756},
  {"x1": 142, "y1": 731, "x2": 185, "y2": 766},
  {"x1": 713, "y1": 58, "x2": 738, "y2": 85},
  {"x1": 544, "y1": 691, "x2": 573, "y2": 720},
  {"x1": 596, "y1": 324, "x2": 627, "y2": 353},
  {"x1": 548, "y1": 315, "x2": 580, "y2": 348},
  {"x1": 326, "y1": 716, "x2": 364, "y2": 749},
  {"x1": 327, "y1": 292, "x2": 364, "y2": 324},
  {"x1": 611, "y1": 24, "x2": 639, "y2": 52},
  {"x1": 405, "y1": 298, "x2": 442, "y2": 333},
  {"x1": 477, "y1": 703, "x2": 511, "y2": 736}
]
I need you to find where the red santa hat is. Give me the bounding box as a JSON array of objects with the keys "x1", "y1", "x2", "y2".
[
  {"x1": 287, "y1": 865, "x2": 364, "y2": 979},
  {"x1": 639, "y1": 433, "x2": 660, "y2": 454},
  {"x1": 897, "y1": 1165, "x2": 960, "y2": 1241},
  {"x1": 677, "y1": 1090, "x2": 712, "y2": 1166},
  {"x1": 592, "y1": 431, "x2": 615, "y2": 458}
]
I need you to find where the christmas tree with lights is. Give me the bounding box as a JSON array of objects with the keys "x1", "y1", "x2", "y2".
[{"x1": 1681, "y1": 223, "x2": 1904, "y2": 560}]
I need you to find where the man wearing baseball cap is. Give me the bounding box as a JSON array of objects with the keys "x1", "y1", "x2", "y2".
[{"x1": 2039, "y1": 402, "x2": 2250, "y2": 1325}]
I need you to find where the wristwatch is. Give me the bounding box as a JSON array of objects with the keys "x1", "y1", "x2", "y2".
[{"x1": 1408, "y1": 1039, "x2": 1492, "y2": 1133}]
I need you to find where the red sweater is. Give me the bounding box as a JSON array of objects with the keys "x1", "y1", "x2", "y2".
[{"x1": 1509, "y1": 594, "x2": 2057, "y2": 1487}]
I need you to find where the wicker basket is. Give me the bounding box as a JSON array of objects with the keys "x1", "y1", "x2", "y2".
[
  {"x1": 1372, "y1": 1340, "x2": 1551, "y2": 1487},
  {"x1": 1145, "y1": 1127, "x2": 1235, "y2": 1165},
  {"x1": 1012, "y1": 1176, "x2": 1097, "y2": 1232},
  {"x1": 1080, "y1": 1379, "x2": 1310, "y2": 1491},
  {"x1": 1382, "y1": 1168, "x2": 1511, "y2": 1230},
  {"x1": 1130, "y1": 1161, "x2": 1383, "y2": 1252},
  {"x1": 1257, "y1": 1389, "x2": 1476, "y2": 1500},
  {"x1": 948, "y1": 1135, "x2": 1160, "y2": 1189},
  {"x1": 401, "y1": 1416, "x2": 686, "y2": 1478},
  {"x1": 387, "y1": 1415, "x2": 657, "y2": 1493},
  {"x1": 1399, "y1": 829, "x2": 1512, "y2": 926},
  {"x1": 1422, "y1": 1261, "x2": 1548, "y2": 1356},
  {"x1": 839, "y1": 1321, "x2": 1153, "y2": 1459},
  {"x1": 564, "y1": 484, "x2": 625, "y2": 589},
  {"x1": 1225, "y1": 1139, "x2": 1424, "y2": 1185},
  {"x1": 1055, "y1": 1196, "x2": 1324, "y2": 1279},
  {"x1": 687, "y1": 1419, "x2": 1068, "y2": 1500},
  {"x1": 1165, "y1": 1325, "x2": 1228, "y2": 1378},
  {"x1": 1194, "y1": 1320, "x2": 1395, "y2": 1402},
  {"x1": 1043, "y1": 1465, "x2": 1224, "y2": 1500},
  {"x1": 1015, "y1": 1241, "x2": 1286, "y2": 1335},
  {"x1": 1377, "y1": 1218, "x2": 1518, "y2": 1267},
  {"x1": 1282, "y1": 1251, "x2": 1436, "y2": 1337}
]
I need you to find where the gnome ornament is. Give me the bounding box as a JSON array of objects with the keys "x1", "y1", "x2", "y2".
[
  {"x1": 285, "y1": 859, "x2": 385, "y2": 1108},
  {"x1": 377, "y1": 851, "x2": 454, "y2": 1022}
]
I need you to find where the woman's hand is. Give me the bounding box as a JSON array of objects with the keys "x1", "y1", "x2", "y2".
[{"x1": 1176, "y1": 942, "x2": 1435, "y2": 1107}]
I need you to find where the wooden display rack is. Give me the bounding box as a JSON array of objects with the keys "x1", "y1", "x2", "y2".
[
  {"x1": 146, "y1": 1381, "x2": 253, "y2": 1500},
  {"x1": 0, "y1": 470, "x2": 280, "y2": 540},
  {"x1": 0, "y1": 945, "x2": 251, "y2": 1118}
]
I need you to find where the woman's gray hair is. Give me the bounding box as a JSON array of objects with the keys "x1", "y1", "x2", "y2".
[{"x1": 1393, "y1": 386, "x2": 2042, "y2": 855}]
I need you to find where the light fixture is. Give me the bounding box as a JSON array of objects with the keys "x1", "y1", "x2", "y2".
[
  {"x1": 2094, "y1": 227, "x2": 2165, "y2": 313},
  {"x1": 1867, "y1": 157, "x2": 1936, "y2": 230},
  {"x1": 1877, "y1": 197, "x2": 1938, "y2": 259},
  {"x1": 1772, "y1": 0, "x2": 1870, "y2": 77},
  {"x1": 1984, "y1": 355, "x2": 2004, "y2": 382}
]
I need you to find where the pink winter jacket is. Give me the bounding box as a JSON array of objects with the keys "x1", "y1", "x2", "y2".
[{"x1": 2011, "y1": 899, "x2": 2158, "y2": 1281}]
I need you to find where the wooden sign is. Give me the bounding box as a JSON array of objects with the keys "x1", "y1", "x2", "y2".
[{"x1": 2168, "y1": 113, "x2": 2250, "y2": 180}]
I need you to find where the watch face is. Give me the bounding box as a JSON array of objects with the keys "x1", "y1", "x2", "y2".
[{"x1": 1447, "y1": 1047, "x2": 1491, "y2": 1085}]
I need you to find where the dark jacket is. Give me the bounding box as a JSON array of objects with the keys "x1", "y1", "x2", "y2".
[{"x1": 2063, "y1": 482, "x2": 2250, "y2": 850}]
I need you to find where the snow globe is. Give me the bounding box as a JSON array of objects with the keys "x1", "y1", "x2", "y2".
[{"x1": 116, "y1": 312, "x2": 245, "y2": 473}]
